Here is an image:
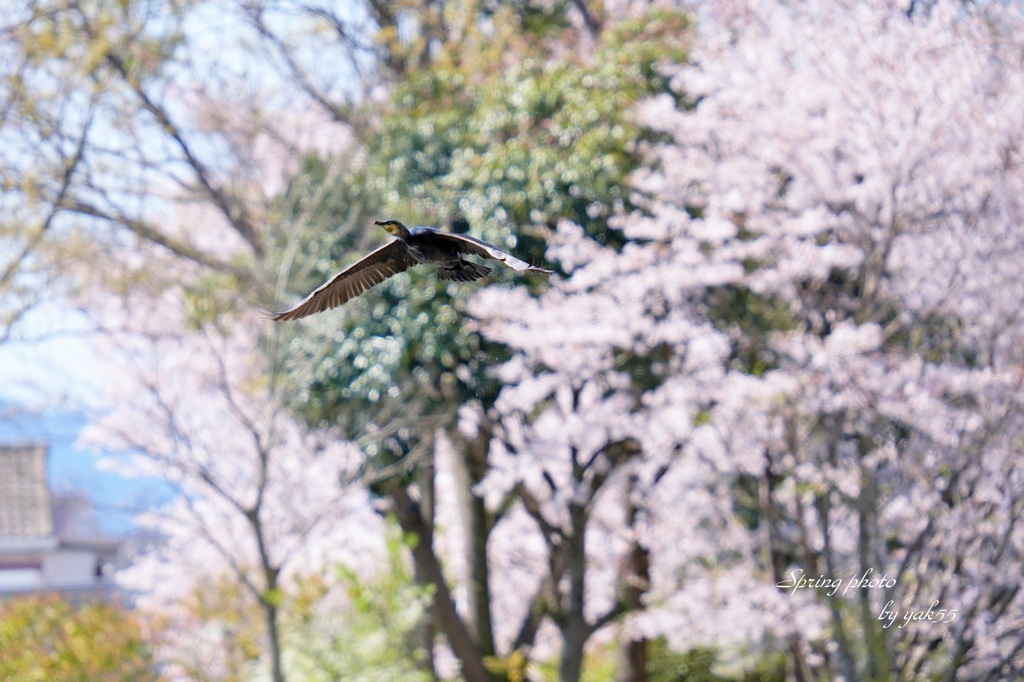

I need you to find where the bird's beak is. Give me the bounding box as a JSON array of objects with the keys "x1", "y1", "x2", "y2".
[{"x1": 374, "y1": 220, "x2": 392, "y2": 234}]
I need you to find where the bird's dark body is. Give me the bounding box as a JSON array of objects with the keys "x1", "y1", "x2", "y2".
[
  {"x1": 404, "y1": 226, "x2": 494, "y2": 281},
  {"x1": 405, "y1": 226, "x2": 463, "y2": 266},
  {"x1": 271, "y1": 219, "x2": 550, "y2": 321}
]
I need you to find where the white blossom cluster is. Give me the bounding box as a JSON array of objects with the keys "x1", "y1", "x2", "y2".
[
  {"x1": 81, "y1": 301, "x2": 382, "y2": 680},
  {"x1": 469, "y1": 0, "x2": 1024, "y2": 676}
]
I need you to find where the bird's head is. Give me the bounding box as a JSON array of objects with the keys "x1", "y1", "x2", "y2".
[{"x1": 374, "y1": 219, "x2": 410, "y2": 239}]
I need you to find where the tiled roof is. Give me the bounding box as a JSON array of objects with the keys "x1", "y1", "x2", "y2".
[{"x1": 0, "y1": 443, "x2": 54, "y2": 538}]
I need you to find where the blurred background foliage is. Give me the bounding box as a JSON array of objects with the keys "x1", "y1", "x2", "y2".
[
  {"x1": 269, "y1": 6, "x2": 690, "y2": 446},
  {"x1": 283, "y1": 522, "x2": 435, "y2": 681},
  {"x1": 0, "y1": 595, "x2": 164, "y2": 682}
]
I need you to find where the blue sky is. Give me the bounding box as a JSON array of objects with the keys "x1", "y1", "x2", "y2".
[
  {"x1": 0, "y1": 403, "x2": 174, "y2": 535},
  {"x1": 0, "y1": 303, "x2": 173, "y2": 535}
]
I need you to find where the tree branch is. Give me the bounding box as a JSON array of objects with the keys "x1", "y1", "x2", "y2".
[
  {"x1": 100, "y1": 50, "x2": 263, "y2": 255},
  {"x1": 62, "y1": 198, "x2": 253, "y2": 283},
  {"x1": 570, "y1": 0, "x2": 601, "y2": 39}
]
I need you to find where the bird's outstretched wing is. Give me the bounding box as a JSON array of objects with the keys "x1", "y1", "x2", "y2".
[
  {"x1": 440, "y1": 232, "x2": 552, "y2": 273},
  {"x1": 272, "y1": 241, "x2": 417, "y2": 321}
]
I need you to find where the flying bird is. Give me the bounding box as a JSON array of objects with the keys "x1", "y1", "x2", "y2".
[{"x1": 272, "y1": 219, "x2": 551, "y2": 321}]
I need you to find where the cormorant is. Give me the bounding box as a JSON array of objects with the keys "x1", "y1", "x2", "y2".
[{"x1": 272, "y1": 219, "x2": 551, "y2": 321}]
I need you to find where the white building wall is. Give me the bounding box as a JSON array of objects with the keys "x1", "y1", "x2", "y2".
[
  {"x1": 0, "y1": 566, "x2": 42, "y2": 590},
  {"x1": 42, "y1": 548, "x2": 98, "y2": 586}
]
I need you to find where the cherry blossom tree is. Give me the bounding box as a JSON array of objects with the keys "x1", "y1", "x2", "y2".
[
  {"x1": 14, "y1": 0, "x2": 1024, "y2": 680},
  {"x1": 78, "y1": 289, "x2": 383, "y2": 682},
  {"x1": 470, "y1": 0, "x2": 1024, "y2": 679}
]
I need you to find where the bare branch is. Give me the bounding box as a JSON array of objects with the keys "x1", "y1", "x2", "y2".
[
  {"x1": 61, "y1": 198, "x2": 253, "y2": 282},
  {"x1": 99, "y1": 50, "x2": 263, "y2": 256}
]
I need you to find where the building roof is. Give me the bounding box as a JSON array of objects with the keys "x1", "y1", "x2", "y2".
[{"x1": 0, "y1": 443, "x2": 54, "y2": 539}]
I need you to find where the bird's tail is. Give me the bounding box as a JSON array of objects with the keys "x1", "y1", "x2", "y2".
[{"x1": 437, "y1": 261, "x2": 492, "y2": 282}]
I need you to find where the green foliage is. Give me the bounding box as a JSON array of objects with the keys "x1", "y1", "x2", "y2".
[
  {"x1": 528, "y1": 645, "x2": 617, "y2": 682},
  {"x1": 646, "y1": 640, "x2": 786, "y2": 682},
  {"x1": 179, "y1": 572, "x2": 265, "y2": 678},
  {"x1": 649, "y1": 643, "x2": 724, "y2": 682},
  {"x1": 484, "y1": 649, "x2": 531, "y2": 681},
  {"x1": 369, "y1": 9, "x2": 688, "y2": 243},
  {"x1": 706, "y1": 286, "x2": 796, "y2": 376},
  {"x1": 272, "y1": 8, "x2": 692, "y2": 442},
  {"x1": 614, "y1": 342, "x2": 677, "y2": 392},
  {"x1": 283, "y1": 521, "x2": 434, "y2": 682},
  {"x1": 889, "y1": 310, "x2": 981, "y2": 367},
  {"x1": 0, "y1": 595, "x2": 163, "y2": 682},
  {"x1": 730, "y1": 473, "x2": 763, "y2": 532},
  {"x1": 183, "y1": 271, "x2": 245, "y2": 329},
  {"x1": 533, "y1": 639, "x2": 787, "y2": 682}
]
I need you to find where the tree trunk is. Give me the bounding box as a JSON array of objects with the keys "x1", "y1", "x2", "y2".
[
  {"x1": 468, "y1": 490, "x2": 496, "y2": 657},
  {"x1": 857, "y1": 436, "x2": 891, "y2": 681},
  {"x1": 560, "y1": 616, "x2": 590, "y2": 682},
  {"x1": 615, "y1": 473, "x2": 650, "y2": 682},
  {"x1": 763, "y1": 449, "x2": 810, "y2": 682},
  {"x1": 618, "y1": 637, "x2": 648, "y2": 682},
  {"x1": 414, "y1": 459, "x2": 439, "y2": 680},
  {"x1": 261, "y1": 598, "x2": 286, "y2": 682},
  {"x1": 388, "y1": 486, "x2": 492, "y2": 682},
  {"x1": 450, "y1": 425, "x2": 497, "y2": 659},
  {"x1": 249, "y1": 504, "x2": 286, "y2": 682},
  {"x1": 559, "y1": 500, "x2": 590, "y2": 682}
]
